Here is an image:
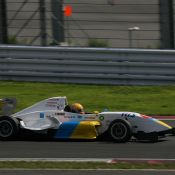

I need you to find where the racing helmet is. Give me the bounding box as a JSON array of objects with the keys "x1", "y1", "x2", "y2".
[{"x1": 70, "y1": 103, "x2": 84, "y2": 114}]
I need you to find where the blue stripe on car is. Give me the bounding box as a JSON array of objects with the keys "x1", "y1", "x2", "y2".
[{"x1": 54, "y1": 122, "x2": 79, "y2": 139}]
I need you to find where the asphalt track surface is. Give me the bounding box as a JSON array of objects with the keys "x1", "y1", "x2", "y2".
[
  {"x1": 0, "y1": 135, "x2": 175, "y2": 159},
  {"x1": 0, "y1": 170, "x2": 175, "y2": 175}
]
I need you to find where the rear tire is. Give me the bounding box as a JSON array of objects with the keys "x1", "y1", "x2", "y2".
[
  {"x1": 108, "y1": 119, "x2": 132, "y2": 143},
  {"x1": 0, "y1": 116, "x2": 19, "y2": 140}
]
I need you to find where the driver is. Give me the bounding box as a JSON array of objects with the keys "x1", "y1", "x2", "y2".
[{"x1": 70, "y1": 103, "x2": 85, "y2": 114}]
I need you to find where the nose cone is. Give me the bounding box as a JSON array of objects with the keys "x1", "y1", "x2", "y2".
[
  {"x1": 138, "y1": 114, "x2": 172, "y2": 133},
  {"x1": 152, "y1": 118, "x2": 172, "y2": 130}
]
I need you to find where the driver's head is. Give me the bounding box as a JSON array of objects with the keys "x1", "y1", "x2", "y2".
[{"x1": 70, "y1": 103, "x2": 84, "y2": 114}]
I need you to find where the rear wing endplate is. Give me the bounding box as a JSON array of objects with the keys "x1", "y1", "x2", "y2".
[{"x1": 0, "y1": 98, "x2": 17, "y2": 116}]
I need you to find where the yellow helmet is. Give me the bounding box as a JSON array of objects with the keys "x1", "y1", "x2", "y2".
[{"x1": 70, "y1": 103, "x2": 84, "y2": 114}]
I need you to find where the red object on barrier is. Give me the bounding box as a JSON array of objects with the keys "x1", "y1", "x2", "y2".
[{"x1": 64, "y1": 5, "x2": 72, "y2": 16}]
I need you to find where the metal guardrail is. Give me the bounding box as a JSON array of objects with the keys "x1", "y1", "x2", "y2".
[{"x1": 0, "y1": 45, "x2": 175, "y2": 85}]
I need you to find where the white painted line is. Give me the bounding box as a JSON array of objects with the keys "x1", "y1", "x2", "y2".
[
  {"x1": 0, "y1": 169, "x2": 175, "y2": 172},
  {"x1": 0, "y1": 158, "x2": 111, "y2": 162},
  {"x1": 0, "y1": 158, "x2": 175, "y2": 162}
]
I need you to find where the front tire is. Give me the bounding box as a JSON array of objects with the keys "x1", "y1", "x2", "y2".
[
  {"x1": 108, "y1": 119, "x2": 132, "y2": 143},
  {"x1": 0, "y1": 116, "x2": 19, "y2": 140}
]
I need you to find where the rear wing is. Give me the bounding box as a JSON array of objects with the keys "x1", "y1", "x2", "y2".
[
  {"x1": 12, "y1": 97, "x2": 67, "y2": 117},
  {"x1": 0, "y1": 98, "x2": 17, "y2": 116}
]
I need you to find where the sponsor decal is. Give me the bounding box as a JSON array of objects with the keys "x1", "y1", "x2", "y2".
[
  {"x1": 40, "y1": 112, "x2": 45, "y2": 119},
  {"x1": 84, "y1": 116, "x2": 96, "y2": 120},
  {"x1": 99, "y1": 115, "x2": 104, "y2": 121},
  {"x1": 46, "y1": 104, "x2": 57, "y2": 107},
  {"x1": 46, "y1": 103, "x2": 57, "y2": 107},
  {"x1": 122, "y1": 113, "x2": 135, "y2": 118},
  {"x1": 48, "y1": 99, "x2": 59, "y2": 102},
  {"x1": 57, "y1": 104, "x2": 64, "y2": 110},
  {"x1": 55, "y1": 112, "x2": 65, "y2": 115},
  {"x1": 46, "y1": 100, "x2": 58, "y2": 107},
  {"x1": 46, "y1": 101, "x2": 57, "y2": 105},
  {"x1": 64, "y1": 116, "x2": 76, "y2": 119},
  {"x1": 47, "y1": 101, "x2": 57, "y2": 104},
  {"x1": 77, "y1": 115, "x2": 82, "y2": 119}
]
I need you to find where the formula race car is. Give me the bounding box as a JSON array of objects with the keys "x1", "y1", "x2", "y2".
[{"x1": 0, "y1": 97, "x2": 173, "y2": 142}]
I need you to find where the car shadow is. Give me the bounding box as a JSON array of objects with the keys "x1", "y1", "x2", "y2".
[{"x1": 0, "y1": 130, "x2": 170, "y2": 143}]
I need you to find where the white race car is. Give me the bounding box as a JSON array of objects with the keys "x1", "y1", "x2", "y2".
[{"x1": 0, "y1": 97, "x2": 173, "y2": 142}]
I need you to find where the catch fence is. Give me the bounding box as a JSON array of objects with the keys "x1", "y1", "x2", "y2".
[{"x1": 6, "y1": 0, "x2": 162, "y2": 48}]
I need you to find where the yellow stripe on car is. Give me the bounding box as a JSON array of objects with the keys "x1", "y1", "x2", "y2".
[
  {"x1": 71, "y1": 121, "x2": 100, "y2": 139},
  {"x1": 155, "y1": 119, "x2": 172, "y2": 129}
]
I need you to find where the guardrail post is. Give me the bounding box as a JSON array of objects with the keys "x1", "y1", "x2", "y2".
[
  {"x1": 39, "y1": 0, "x2": 47, "y2": 46},
  {"x1": 51, "y1": 0, "x2": 64, "y2": 45},
  {"x1": 159, "y1": 0, "x2": 174, "y2": 49},
  {"x1": 0, "y1": 0, "x2": 8, "y2": 44}
]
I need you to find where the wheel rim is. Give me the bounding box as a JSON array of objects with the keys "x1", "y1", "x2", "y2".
[
  {"x1": 110, "y1": 122, "x2": 127, "y2": 140},
  {"x1": 0, "y1": 120, "x2": 13, "y2": 138}
]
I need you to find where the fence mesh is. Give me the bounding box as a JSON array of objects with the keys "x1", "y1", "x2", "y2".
[{"x1": 7, "y1": 0, "x2": 160, "y2": 48}]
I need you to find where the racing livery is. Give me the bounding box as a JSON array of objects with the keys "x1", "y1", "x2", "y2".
[{"x1": 0, "y1": 97, "x2": 173, "y2": 142}]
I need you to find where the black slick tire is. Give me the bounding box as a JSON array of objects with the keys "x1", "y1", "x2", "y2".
[
  {"x1": 108, "y1": 119, "x2": 132, "y2": 143},
  {"x1": 0, "y1": 116, "x2": 19, "y2": 140}
]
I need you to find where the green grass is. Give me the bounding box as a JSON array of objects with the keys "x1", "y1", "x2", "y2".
[
  {"x1": 0, "y1": 161, "x2": 175, "y2": 169},
  {"x1": 0, "y1": 81, "x2": 175, "y2": 169},
  {"x1": 0, "y1": 81, "x2": 175, "y2": 115}
]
